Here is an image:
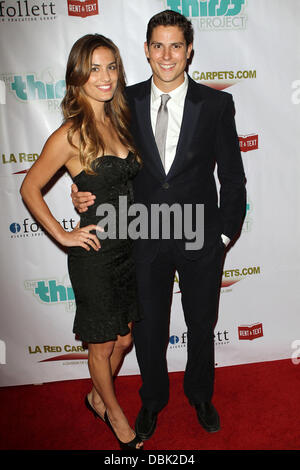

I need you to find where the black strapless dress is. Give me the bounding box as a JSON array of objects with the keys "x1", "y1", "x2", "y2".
[{"x1": 68, "y1": 152, "x2": 141, "y2": 343}]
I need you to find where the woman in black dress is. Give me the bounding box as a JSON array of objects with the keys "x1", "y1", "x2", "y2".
[{"x1": 20, "y1": 34, "x2": 143, "y2": 450}]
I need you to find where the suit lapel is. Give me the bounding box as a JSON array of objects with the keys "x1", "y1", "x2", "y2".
[
  {"x1": 133, "y1": 76, "x2": 204, "y2": 181},
  {"x1": 166, "y1": 77, "x2": 204, "y2": 181},
  {"x1": 134, "y1": 79, "x2": 166, "y2": 178}
]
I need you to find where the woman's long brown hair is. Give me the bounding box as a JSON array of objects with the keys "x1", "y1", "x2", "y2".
[{"x1": 61, "y1": 34, "x2": 139, "y2": 174}]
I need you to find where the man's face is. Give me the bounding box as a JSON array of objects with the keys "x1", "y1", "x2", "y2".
[{"x1": 144, "y1": 25, "x2": 193, "y2": 92}]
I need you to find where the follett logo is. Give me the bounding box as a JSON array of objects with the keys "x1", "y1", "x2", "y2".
[
  {"x1": 67, "y1": 0, "x2": 98, "y2": 17},
  {"x1": 9, "y1": 217, "x2": 76, "y2": 239},
  {"x1": 0, "y1": 0, "x2": 57, "y2": 22},
  {"x1": 238, "y1": 322, "x2": 263, "y2": 341},
  {"x1": 9, "y1": 222, "x2": 21, "y2": 234},
  {"x1": 169, "y1": 332, "x2": 187, "y2": 349}
]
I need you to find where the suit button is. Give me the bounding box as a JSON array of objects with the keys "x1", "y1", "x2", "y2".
[{"x1": 162, "y1": 183, "x2": 170, "y2": 189}]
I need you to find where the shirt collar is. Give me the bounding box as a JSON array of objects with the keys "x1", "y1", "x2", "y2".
[{"x1": 151, "y1": 72, "x2": 188, "y2": 104}]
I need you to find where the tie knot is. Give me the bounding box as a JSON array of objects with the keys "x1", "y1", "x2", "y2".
[{"x1": 160, "y1": 94, "x2": 170, "y2": 106}]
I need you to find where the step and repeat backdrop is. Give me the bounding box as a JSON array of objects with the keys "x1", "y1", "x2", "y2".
[{"x1": 1, "y1": 0, "x2": 300, "y2": 386}]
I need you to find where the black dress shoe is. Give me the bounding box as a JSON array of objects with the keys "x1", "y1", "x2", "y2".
[
  {"x1": 135, "y1": 406, "x2": 158, "y2": 441},
  {"x1": 194, "y1": 402, "x2": 220, "y2": 433}
]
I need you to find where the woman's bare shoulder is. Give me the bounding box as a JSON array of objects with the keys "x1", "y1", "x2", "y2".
[{"x1": 43, "y1": 121, "x2": 79, "y2": 154}]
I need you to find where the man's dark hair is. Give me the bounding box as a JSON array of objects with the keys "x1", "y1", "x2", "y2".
[{"x1": 146, "y1": 10, "x2": 194, "y2": 46}]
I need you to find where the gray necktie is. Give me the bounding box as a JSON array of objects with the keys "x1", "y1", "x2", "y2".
[{"x1": 155, "y1": 94, "x2": 171, "y2": 167}]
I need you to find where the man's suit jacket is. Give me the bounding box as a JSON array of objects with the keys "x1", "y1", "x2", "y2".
[{"x1": 125, "y1": 75, "x2": 246, "y2": 262}]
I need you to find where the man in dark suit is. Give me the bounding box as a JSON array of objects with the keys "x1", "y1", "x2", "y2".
[{"x1": 72, "y1": 10, "x2": 246, "y2": 440}]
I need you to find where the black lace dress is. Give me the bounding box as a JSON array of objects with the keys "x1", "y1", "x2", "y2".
[{"x1": 68, "y1": 152, "x2": 141, "y2": 343}]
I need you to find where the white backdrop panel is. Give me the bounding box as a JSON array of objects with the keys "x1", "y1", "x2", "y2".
[{"x1": 0, "y1": 0, "x2": 299, "y2": 386}]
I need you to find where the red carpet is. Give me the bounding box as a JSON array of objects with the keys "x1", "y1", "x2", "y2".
[{"x1": 0, "y1": 359, "x2": 299, "y2": 451}]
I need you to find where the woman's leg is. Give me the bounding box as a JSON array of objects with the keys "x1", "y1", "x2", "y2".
[
  {"x1": 88, "y1": 326, "x2": 133, "y2": 417},
  {"x1": 87, "y1": 328, "x2": 141, "y2": 446}
]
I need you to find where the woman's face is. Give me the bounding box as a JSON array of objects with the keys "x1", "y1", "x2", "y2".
[{"x1": 82, "y1": 46, "x2": 118, "y2": 106}]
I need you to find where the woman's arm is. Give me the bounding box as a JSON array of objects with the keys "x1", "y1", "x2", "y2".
[{"x1": 20, "y1": 124, "x2": 101, "y2": 251}]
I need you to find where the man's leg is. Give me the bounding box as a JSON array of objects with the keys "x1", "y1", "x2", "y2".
[
  {"x1": 175, "y1": 239, "x2": 225, "y2": 430},
  {"x1": 133, "y1": 242, "x2": 175, "y2": 413}
]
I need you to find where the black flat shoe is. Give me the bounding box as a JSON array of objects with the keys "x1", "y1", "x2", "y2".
[
  {"x1": 135, "y1": 406, "x2": 158, "y2": 441},
  {"x1": 104, "y1": 411, "x2": 143, "y2": 451},
  {"x1": 84, "y1": 395, "x2": 105, "y2": 422},
  {"x1": 194, "y1": 402, "x2": 220, "y2": 433}
]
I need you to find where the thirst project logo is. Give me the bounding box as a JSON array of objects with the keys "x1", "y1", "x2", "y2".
[
  {"x1": 167, "y1": 0, "x2": 247, "y2": 31},
  {"x1": 0, "y1": 69, "x2": 65, "y2": 113},
  {"x1": 25, "y1": 277, "x2": 75, "y2": 312},
  {"x1": 11, "y1": 74, "x2": 65, "y2": 102}
]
